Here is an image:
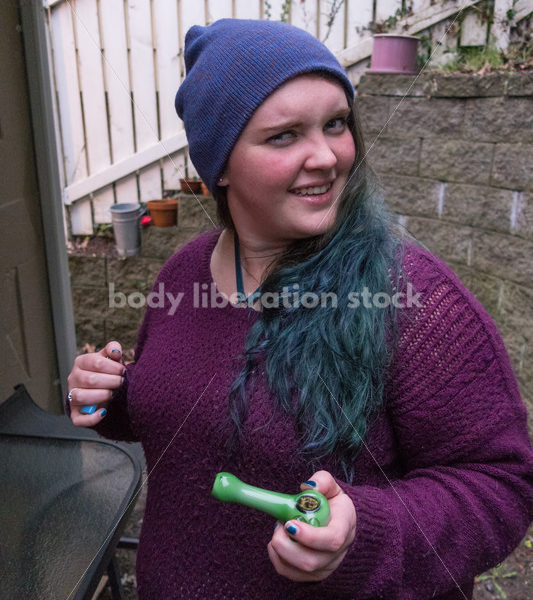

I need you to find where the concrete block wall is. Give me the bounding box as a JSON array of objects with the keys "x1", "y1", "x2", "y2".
[
  {"x1": 68, "y1": 195, "x2": 217, "y2": 349},
  {"x1": 358, "y1": 71, "x2": 533, "y2": 415},
  {"x1": 68, "y1": 71, "x2": 532, "y2": 414}
]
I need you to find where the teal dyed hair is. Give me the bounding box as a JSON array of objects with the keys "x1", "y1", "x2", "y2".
[{"x1": 219, "y1": 94, "x2": 403, "y2": 481}]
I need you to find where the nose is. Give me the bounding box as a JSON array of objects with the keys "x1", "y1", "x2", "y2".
[{"x1": 303, "y1": 133, "x2": 337, "y2": 172}]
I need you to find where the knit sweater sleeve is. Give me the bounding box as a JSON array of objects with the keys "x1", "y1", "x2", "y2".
[{"x1": 321, "y1": 245, "x2": 533, "y2": 599}]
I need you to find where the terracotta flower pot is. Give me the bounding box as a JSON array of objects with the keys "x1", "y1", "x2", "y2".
[
  {"x1": 179, "y1": 178, "x2": 203, "y2": 194},
  {"x1": 368, "y1": 34, "x2": 420, "y2": 75},
  {"x1": 147, "y1": 199, "x2": 178, "y2": 227}
]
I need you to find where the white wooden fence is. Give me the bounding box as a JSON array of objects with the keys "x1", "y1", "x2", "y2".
[{"x1": 41, "y1": 0, "x2": 532, "y2": 235}]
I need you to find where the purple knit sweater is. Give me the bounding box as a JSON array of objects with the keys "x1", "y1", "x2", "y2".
[{"x1": 95, "y1": 229, "x2": 533, "y2": 599}]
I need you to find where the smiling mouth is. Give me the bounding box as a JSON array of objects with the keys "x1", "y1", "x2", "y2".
[{"x1": 289, "y1": 183, "x2": 332, "y2": 196}]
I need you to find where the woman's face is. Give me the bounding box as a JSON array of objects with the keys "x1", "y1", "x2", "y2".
[{"x1": 220, "y1": 75, "x2": 356, "y2": 244}]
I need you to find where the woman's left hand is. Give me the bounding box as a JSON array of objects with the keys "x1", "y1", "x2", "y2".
[{"x1": 267, "y1": 470, "x2": 357, "y2": 582}]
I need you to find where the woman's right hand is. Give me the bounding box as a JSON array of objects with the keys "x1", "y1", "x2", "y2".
[{"x1": 67, "y1": 341, "x2": 126, "y2": 427}]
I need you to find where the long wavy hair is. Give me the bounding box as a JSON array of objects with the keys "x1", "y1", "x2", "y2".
[{"x1": 214, "y1": 80, "x2": 403, "y2": 481}]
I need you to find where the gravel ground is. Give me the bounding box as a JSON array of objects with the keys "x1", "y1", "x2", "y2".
[
  {"x1": 97, "y1": 474, "x2": 146, "y2": 600},
  {"x1": 96, "y1": 474, "x2": 532, "y2": 599}
]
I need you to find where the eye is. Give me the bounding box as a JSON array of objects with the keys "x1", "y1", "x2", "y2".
[
  {"x1": 267, "y1": 130, "x2": 296, "y2": 145},
  {"x1": 325, "y1": 116, "x2": 348, "y2": 132}
]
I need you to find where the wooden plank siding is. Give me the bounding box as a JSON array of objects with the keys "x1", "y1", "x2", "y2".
[
  {"x1": 99, "y1": 0, "x2": 138, "y2": 208},
  {"x1": 44, "y1": 0, "x2": 517, "y2": 235}
]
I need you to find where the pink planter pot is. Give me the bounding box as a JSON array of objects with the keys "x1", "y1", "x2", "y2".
[{"x1": 368, "y1": 34, "x2": 420, "y2": 75}]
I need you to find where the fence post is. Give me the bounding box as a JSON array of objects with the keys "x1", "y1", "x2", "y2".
[
  {"x1": 18, "y1": 0, "x2": 77, "y2": 401},
  {"x1": 492, "y1": 0, "x2": 513, "y2": 51}
]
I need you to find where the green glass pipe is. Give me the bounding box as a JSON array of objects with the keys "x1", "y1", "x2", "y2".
[{"x1": 211, "y1": 472, "x2": 330, "y2": 527}]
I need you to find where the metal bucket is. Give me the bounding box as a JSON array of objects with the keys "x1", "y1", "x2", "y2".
[{"x1": 110, "y1": 203, "x2": 142, "y2": 258}]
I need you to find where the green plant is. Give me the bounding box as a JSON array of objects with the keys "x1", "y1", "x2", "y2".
[
  {"x1": 475, "y1": 562, "x2": 518, "y2": 599},
  {"x1": 476, "y1": 0, "x2": 496, "y2": 26},
  {"x1": 441, "y1": 44, "x2": 504, "y2": 72},
  {"x1": 368, "y1": 2, "x2": 414, "y2": 34},
  {"x1": 94, "y1": 222, "x2": 114, "y2": 238},
  {"x1": 287, "y1": 0, "x2": 345, "y2": 43},
  {"x1": 280, "y1": 0, "x2": 292, "y2": 23},
  {"x1": 505, "y1": 38, "x2": 533, "y2": 69},
  {"x1": 321, "y1": 0, "x2": 345, "y2": 42},
  {"x1": 416, "y1": 33, "x2": 433, "y2": 70},
  {"x1": 264, "y1": 0, "x2": 292, "y2": 22},
  {"x1": 264, "y1": 0, "x2": 272, "y2": 20}
]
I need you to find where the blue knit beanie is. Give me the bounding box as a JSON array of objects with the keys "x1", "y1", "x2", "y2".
[{"x1": 175, "y1": 19, "x2": 354, "y2": 193}]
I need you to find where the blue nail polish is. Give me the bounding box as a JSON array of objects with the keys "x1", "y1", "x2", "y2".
[
  {"x1": 303, "y1": 480, "x2": 317, "y2": 487},
  {"x1": 111, "y1": 349, "x2": 121, "y2": 354},
  {"x1": 100, "y1": 409, "x2": 107, "y2": 417},
  {"x1": 80, "y1": 405, "x2": 97, "y2": 415},
  {"x1": 286, "y1": 524, "x2": 298, "y2": 535}
]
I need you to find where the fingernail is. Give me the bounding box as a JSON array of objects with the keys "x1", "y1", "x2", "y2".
[
  {"x1": 274, "y1": 522, "x2": 280, "y2": 531},
  {"x1": 121, "y1": 377, "x2": 125, "y2": 384},
  {"x1": 303, "y1": 480, "x2": 317, "y2": 487},
  {"x1": 80, "y1": 405, "x2": 97, "y2": 415},
  {"x1": 111, "y1": 349, "x2": 121, "y2": 354},
  {"x1": 100, "y1": 409, "x2": 107, "y2": 417},
  {"x1": 286, "y1": 523, "x2": 298, "y2": 535}
]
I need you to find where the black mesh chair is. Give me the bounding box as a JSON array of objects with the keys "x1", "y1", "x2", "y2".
[{"x1": 0, "y1": 384, "x2": 143, "y2": 600}]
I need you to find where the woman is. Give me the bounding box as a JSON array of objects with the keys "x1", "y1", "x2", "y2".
[{"x1": 67, "y1": 19, "x2": 533, "y2": 599}]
